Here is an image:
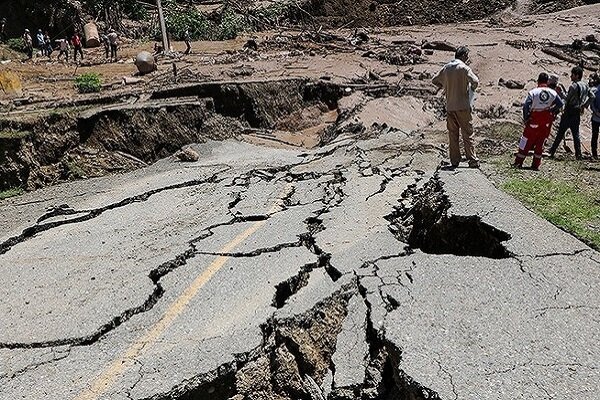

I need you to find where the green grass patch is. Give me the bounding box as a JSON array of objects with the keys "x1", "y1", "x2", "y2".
[
  {"x1": 0, "y1": 187, "x2": 24, "y2": 200},
  {"x1": 66, "y1": 160, "x2": 87, "y2": 179},
  {"x1": 75, "y1": 73, "x2": 102, "y2": 94},
  {"x1": 502, "y1": 178, "x2": 600, "y2": 249},
  {"x1": 6, "y1": 38, "x2": 25, "y2": 53},
  {"x1": 0, "y1": 129, "x2": 32, "y2": 139},
  {"x1": 485, "y1": 121, "x2": 521, "y2": 141}
]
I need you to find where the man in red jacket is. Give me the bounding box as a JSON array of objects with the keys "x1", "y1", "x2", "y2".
[
  {"x1": 71, "y1": 32, "x2": 84, "y2": 62},
  {"x1": 514, "y1": 72, "x2": 563, "y2": 170}
]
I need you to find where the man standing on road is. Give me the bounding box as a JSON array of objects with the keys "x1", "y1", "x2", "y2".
[
  {"x1": 0, "y1": 18, "x2": 7, "y2": 42},
  {"x1": 514, "y1": 72, "x2": 563, "y2": 170},
  {"x1": 432, "y1": 46, "x2": 480, "y2": 168},
  {"x1": 548, "y1": 66, "x2": 594, "y2": 159},
  {"x1": 44, "y1": 31, "x2": 53, "y2": 60},
  {"x1": 101, "y1": 33, "x2": 110, "y2": 59},
  {"x1": 548, "y1": 73, "x2": 573, "y2": 153},
  {"x1": 589, "y1": 73, "x2": 600, "y2": 159},
  {"x1": 36, "y1": 29, "x2": 45, "y2": 56}
]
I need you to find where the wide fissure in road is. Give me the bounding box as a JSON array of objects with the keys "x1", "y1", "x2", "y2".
[{"x1": 1, "y1": 116, "x2": 598, "y2": 399}]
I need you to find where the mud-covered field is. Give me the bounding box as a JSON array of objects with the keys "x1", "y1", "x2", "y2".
[{"x1": 1, "y1": 2, "x2": 599, "y2": 193}]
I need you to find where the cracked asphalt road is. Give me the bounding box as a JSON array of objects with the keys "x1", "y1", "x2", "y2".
[{"x1": 1, "y1": 132, "x2": 598, "y2": 400}]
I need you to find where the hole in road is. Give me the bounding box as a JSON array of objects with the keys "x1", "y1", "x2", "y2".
[{"x1": 388, "y1": 178, "x2": 511, "y2": 259}]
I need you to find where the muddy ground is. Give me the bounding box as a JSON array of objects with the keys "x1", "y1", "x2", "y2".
[
  {"x1": 2, "y1": 3, "x2": 600, "y2": 194},
  {"x1": 0, "y1": 3, "x2": 599, "y2": 197}
]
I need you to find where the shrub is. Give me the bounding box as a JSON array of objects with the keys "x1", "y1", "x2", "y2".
[
  {"x1": 6, "y1": 38, "x2": 25, "y2": 53},
  {"x1": 216, "y1": 8, "x2": 249, "y2": 40},
  {"x1": 84, "y1": 0, "x2": 148, "y2": 21},
  {"x1": 255, "y1": 2, "x2": 295, "y2": 26},
  {"x1": 0, "y1": 187, "x2": 23, "y2": 200},
  {"x1": 160, "y1": 0, "x2": 248, "y2": 41},
  {"x1": 162, "y1": 0, "x2": 211, "y2": 40},
  {"x1": 75, "y1": 73, "x2": 102, "y2": 93}
]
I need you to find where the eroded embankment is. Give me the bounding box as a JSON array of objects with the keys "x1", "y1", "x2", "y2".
[{"x1": 0, "y1": 79, "x2": 342, "y2": 192}]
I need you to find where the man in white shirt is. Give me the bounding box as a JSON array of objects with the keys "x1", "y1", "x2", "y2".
[
  {"x1": 36, "y1": 29, "x2": 45, "y2": 56},
  {"x1": 432, "y1": 46, "x2": 480, "y2": 168},
  {"x1": 57, "y1": 36, "x2": 70, "y2": 62},
  {"x1": 108, "y1": 30, "x2": 119, "y2": 61}
]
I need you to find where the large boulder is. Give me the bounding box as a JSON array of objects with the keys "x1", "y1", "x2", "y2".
[{"x1": 134, "y1": 51, "x2": 156, "y2": 75}]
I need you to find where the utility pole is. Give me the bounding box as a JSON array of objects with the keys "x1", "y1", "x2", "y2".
[{"x1": 156, "y1": 0, "x2": 170, "y2": 52}]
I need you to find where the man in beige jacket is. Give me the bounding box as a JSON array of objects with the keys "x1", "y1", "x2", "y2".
[{"x1": 432, "y1": 46, "x2": 480, "y2": 168}]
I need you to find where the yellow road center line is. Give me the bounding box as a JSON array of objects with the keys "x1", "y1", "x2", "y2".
[{"x1": 74, "y1": 184, "x2": 291, "y2": 400}]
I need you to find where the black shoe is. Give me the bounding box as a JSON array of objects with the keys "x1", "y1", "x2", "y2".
[
  {"x1": 440, "y1": 161, "x2": 459, "y2": 170},
  {"x1": 440, "y1": 164, "x2": 458, "y2": 171}
]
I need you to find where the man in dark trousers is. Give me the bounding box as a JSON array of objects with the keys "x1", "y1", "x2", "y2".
[
  {"x1": 57, "y1": 36, "x2": 70, "y2": 62},
  {"x1": 184, "y1": 29, "x2": 191, "y2": 55},
  {"x1": 514, "y1": 72, "x2": 563, "y2": 170},
  {"x1": 0, "y1": 18, "x2": 7, "y2": 42},
  {"x1": 108, "y1": 29, "x2": 118, "y2": 61},
  {"x1": 101, "y1": 33, "x2": 110, "y2": 59},
  {"x1": 432, "y1": 46, "x2": 480, "y2": 168},
  {"x1": 548, "y1": 66, "x2": 594, "y2": 159},
  {"x1": 71, "y1": 32, "x2": 84, "y2": 62},
  {"x1": 590, "y1": 73, "x2": 600, "y2": 159}
]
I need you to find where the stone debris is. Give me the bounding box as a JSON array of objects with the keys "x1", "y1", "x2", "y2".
[
  {"x1": 175, "y1": 146, "x2": 200, "y2": 162},
  {"x1": 421, "y1": 40, "x2": 457, "y2": 52},
  {"x1": 135, "y1": 51, "x2": 156, "y2": 75},
  {"x1": 377, "y1": 46, "x2": 426, "y2": 66},
  {"x1": 498, "y1": 77, "x2": 526, "y2": 89}
]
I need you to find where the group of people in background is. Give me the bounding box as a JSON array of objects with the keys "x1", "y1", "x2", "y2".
[
  {"x1": 432, "y1": 45, "x2": 600, "y2": 172},
  {"x1": 547, "y1": 68, "x2": 600, "y2": 160},
  {"x1": 516, "y1": 67, "x2": 600, "y2": 169},
  {"x1": 20, "y1": 27, "x2": 118, "y2": 63},
  {"x1": 101, "y1": 30, "x2": 120, "y2": 61}
]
